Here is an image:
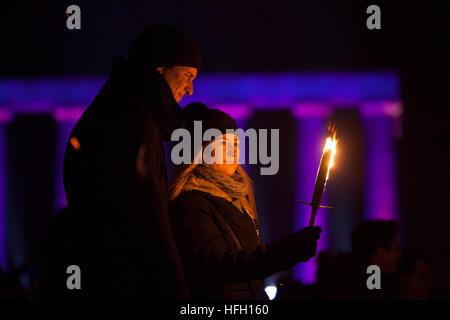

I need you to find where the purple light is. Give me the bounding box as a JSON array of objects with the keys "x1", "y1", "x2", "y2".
[
  {"x1": 292, "y1": 103, "x2": 332, "y2": 118},
  {"x1": 0, "y1": 78, "x2": 104, "y2": 108},
  {"x1": 214, "y1": 104, "x2": 252, "y2": 121},
  {"x1": 179, "y1": 72, "x2": 400, "y2": 107},
  {"x1": 53, "y1": 107, "x2": 85, "y2": 122},
  {"x1": 0, "y1": 109, "x2": 13, "y2": 122}
]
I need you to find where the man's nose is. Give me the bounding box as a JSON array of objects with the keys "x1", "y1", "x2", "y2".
[{"x1": 185, "y1": 81, "x2": 194, "y2": 96}]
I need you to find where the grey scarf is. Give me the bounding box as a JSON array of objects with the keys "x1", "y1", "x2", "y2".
[{"x1": 192, "y1": 165, "x2": 249, "y2": 201}]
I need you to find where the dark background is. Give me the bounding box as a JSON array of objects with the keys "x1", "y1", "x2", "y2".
[{"x1": 1, "y1": 0, "x2": 449, "y2": 289}]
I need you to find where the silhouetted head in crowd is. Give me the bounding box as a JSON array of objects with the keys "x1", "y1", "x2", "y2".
[
  {"x1": 351, "y1": 220, "x2": 401, "y2": 274},
  {"x1": 315, "y1": 251, "x2": 358, "y2": 299},
  {"x1": 395, "y1": 249, "x2": 431, "y2": 299}
]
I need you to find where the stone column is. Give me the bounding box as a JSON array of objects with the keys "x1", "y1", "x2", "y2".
[
  {"x1": 361, "y1": 101, "x2": 402, "y2": 221},
  {"x1": 0, "y1": 109, "x2": 13, "y2": 271}
]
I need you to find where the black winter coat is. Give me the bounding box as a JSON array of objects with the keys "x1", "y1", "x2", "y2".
[
  {"x1": 170, "y1": 189, "x2": 318, "y2": 300},
  {"x1": 40, "y1": 57, "x2": 189, "y2": 298}
]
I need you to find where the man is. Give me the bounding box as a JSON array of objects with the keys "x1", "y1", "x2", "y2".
[
  {"x1": 350, "y1": 220, "x2": 402, "y2": 299},
  {"x1": 40, "y1": 25, "x2": 201, "y2": 298}
]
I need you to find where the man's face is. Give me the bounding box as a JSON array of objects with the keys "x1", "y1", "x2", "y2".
[{"x1": 157, "y1": 66, "x2": 197, "y2": 102}]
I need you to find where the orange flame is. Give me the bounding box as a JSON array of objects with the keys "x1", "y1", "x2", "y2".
[{"x1": 323, "y1": 131, "x2": 338, "y2": 181}]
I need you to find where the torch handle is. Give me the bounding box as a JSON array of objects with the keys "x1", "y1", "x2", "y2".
[{"x1": 309, "y1": 207, "x2": 318, "y2": 226}]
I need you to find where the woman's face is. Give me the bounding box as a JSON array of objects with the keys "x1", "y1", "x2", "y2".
[{"x1": 208, "y1": 134, "x2": 240, "y2": 176}]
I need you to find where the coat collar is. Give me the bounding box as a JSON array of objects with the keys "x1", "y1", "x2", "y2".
[{"x1": 106, "y1": 56, "x2": 185, "y2": 141}]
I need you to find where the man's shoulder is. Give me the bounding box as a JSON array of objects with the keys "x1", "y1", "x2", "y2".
[{"x1": 94, "y1": 92, "x2": 160, "y2": 138}]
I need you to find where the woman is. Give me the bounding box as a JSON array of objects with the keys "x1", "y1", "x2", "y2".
[{"x1": 169, "y1": 102, "x2": 322, "y2": 300}]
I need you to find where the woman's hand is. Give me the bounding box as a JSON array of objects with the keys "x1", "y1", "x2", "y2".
[{"x1": 294, "y1": 226, "x2": 322, "y2": 262}]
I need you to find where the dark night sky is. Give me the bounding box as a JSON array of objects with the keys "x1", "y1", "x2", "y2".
[
  {"x1": 1, "y1": 1, "x2": 446, "y2": 75},
  {"x1": 1, "y1": 0, "x2": 450, "y2": 288}
]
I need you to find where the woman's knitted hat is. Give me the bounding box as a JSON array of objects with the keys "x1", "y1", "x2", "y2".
[
  {"x1": 183, "y1": 102, "x2": 238, "y2": 135},
  {"x1": 183, "y1": 102, "x2": 239, "y2": 161}
]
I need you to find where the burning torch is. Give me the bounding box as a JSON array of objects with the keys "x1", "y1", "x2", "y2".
[{"x1": 298, "y1": 133, "x2": 338, "y2": 226}]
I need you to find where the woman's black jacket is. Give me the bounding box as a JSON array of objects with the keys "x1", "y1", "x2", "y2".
[{"x1": 170, "y1": 189, "x2": 319, "y2": 300}]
